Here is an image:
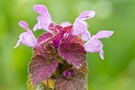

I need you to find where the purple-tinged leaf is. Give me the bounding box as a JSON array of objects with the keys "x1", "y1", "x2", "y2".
[
  {"x1": 33, "y1": 48, "x2": 41, "y2": 56},
  {"x1": 70, "y1": 36, "x2": 84, "y2": 45},
  {"x1": 28, "y1": 55, "x2": 58, "y2": 86},
  {"x1": 43, "y1": 43, "x2": 57, "y2": 56},
  {"x1": 37, "y1": 33, "x2": 53, "y2": 44},
  {"x1": 75, "y1": 61, "x2": 88, "y2": 76},
  {"x1": 58, "y1": 43, "x2": 86, "y2": 69},
  {"x1": 54, "y1": 72, "x2": 87, "y2": 90}
]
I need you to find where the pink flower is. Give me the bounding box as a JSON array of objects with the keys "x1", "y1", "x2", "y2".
[
  {"x1": 72, "y1": 11, "x2": 95, "y2": 41},
  {"x1": 60, "y1": 22, "x2": 71, "y2": 27},
  {"x1": 84, "y1": 30, "x2": 114, "y2": 60},
  {"x1": 14, "y1": 21, "x2": 37, "y2": 48},
  {"x1": 15, "y1": 4, "x2": 114, "y2": 61},
  {"x1": 33, "y1": 5, "x2": 53, "y2": 33},
  {"x1": 33, "y1": 4, "x2": 95, "y2": 41}
]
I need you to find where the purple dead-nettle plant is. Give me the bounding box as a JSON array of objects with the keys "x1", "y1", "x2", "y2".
[{"x1": 15, "y1": 5, "x2": 114, "y2": 90}]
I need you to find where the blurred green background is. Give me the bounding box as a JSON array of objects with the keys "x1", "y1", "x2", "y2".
[{"x1": 0, "y1": 0, "x2": 135, "y2": 90}]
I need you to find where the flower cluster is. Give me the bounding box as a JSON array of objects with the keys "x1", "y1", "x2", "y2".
[{"x1": 15, "y1": 5, "x2": 113, "y2": 90}]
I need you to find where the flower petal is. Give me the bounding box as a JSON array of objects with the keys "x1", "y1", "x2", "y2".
[
  {"x1": 84, "y1": 37, "x2": 103, "y2": 53},
  {"x1": 78, "y1": 11, "x2": 95, "y2": 20},
  {"x1": 19, "y1": 21, "x2": 29, "y2": 31},
  {"x1": 99, "y1": 50, "x2": 104, "y2": 60},
  {"x1": 14, "y1": 21, "x2": 37, "y2": 48},
  {"x1": 34, "y1": 5, "x2": 49, "y2": 15},
  {"x1": 81, "y1": 30, "x2": 91, "y2": 41},
  {"x1": 72, "y1": 11, "x2": 95, "y2": 40},
  {"x1": 60, "y1": 22, "x2": 71, "y2": 27},
  {"x1": 84, "y1": 36, "x2": 105, "y2": 59},
  {"x1": 14, "y1": 40, "x2": 21, "y2": 48},
  {"x1": 33, "y1": 23, "x2": 42, "y2": 31},
  {"x1": 33, "y1": 5, "x2": 52, "y2": 32},
  {"x1": 95, "y1": 30, "x2": 114, "y2": 39},
  {"x1": 72, "y1": 20, "x2": 88, "y2": 35},
  {"x1": 20, "y1": 32, "x2": 37, "y2": 47}
]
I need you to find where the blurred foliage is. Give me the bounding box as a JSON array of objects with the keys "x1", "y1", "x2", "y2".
[{"x1": 0, "y1": 0, "x2": 135, "y2": 90}]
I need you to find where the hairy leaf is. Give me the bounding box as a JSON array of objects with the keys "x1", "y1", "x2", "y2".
[
  {"x1": 37, "y1": 33, "x2": 53, "y2": 44},
  {"x1": 28, "y1": 55, "x2": 58, "y2": 86},
  {"x1": 33, "y1": 48, "x2": 41, "y2": 56},
  {"x1": 58, "y1": 43, "x2": 86, "y2": 69},
  {"x1": 75, "y1": 61, "x2": 88, "y2": 76},
  {"x1": 54, "y1": 72, "x2": 87, "y2": 90},
  {"x1": 71, "y1": 36, "x2": 84, "y2": 45}
]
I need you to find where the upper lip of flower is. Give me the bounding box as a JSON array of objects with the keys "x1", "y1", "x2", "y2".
[
  {"x1": 72, "y1": 10, "x2": 95, "y2": 41},
  {"x1": 33, "y1": 5, "x2": 53, "y2": 33}
]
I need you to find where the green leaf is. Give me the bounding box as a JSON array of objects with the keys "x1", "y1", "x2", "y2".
[{"x1": 27, "y1": 75, "x2": 54, "y2": 90}]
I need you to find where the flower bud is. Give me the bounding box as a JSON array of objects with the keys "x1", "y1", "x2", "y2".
[
  {"x1": 63, "y1": 71, "x2": 71, "y2": 79},
  {"x1": 53, "y1": 38, "x2": 60, "y2": 48}
]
